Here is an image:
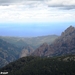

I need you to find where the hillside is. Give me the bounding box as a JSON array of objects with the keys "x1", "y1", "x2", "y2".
[
  {"x1": 0, "y1": 35, "x2": 58, "y2": 49},
  {"x1": 0, "y1": 38, "x2": 36, "y2": 68},
  {"x1": 0, "y1": 55, "x2": 75, "y2": 75},
  {"x1": 32, "y1": 26, "x2": 75, "y2": 57},
  {"x1": 0, "y1": 39, "x2": 21, "y2": 68}
]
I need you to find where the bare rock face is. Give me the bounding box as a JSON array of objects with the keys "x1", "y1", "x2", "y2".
[
  {"x1": 20, "y1": 46, "x2": 34, "y2": 58},
  {"x1": 32, "y1": 26, "x2": 75, "y2": 57},
  {"x1": 61, "y1": 26, "x2": 75, "y2": 37},
  {"x1": 32, "y1": 43, "x2": 49, "y2": 56}
]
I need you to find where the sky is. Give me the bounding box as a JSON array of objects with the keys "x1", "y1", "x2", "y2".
[{"x1": 0, "y1": 0, "x2": 75, "y2": 37}]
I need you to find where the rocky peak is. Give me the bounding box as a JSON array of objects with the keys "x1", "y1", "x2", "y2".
[
  {"x1": 61, "y1": 26, "x2": 75, "y2": 37},
  {"x1": 65, "y1": 25, "x2": 75, "y2": 32}
]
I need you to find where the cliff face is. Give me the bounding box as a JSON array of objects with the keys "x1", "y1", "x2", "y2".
[
  {"x1": 32, "y1": 26, "x2": 75, "y2": 57},
  {"x1": 32, "y1": 43, "x2": 49, "y2": 56}
]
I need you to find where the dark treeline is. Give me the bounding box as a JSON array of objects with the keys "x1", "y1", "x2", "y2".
[{"x1": 0, "y1": 55, "x2": 75, "y2": 75}]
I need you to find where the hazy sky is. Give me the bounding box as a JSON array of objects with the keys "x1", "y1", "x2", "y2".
[{"x1": 0, "y1": 0, "x2": 75, "y2": 37}]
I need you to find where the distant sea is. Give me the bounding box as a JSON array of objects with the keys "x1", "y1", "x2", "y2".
[{"x1": 0, "y1": 22, "x2": 75, "y2": 37}]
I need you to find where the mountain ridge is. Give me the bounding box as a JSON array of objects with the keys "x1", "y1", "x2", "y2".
[
  {"x1": 0, "y1": 35, "x2": 58, "y2": 49},
  {"x1": 32, "y1": 26, "x2": 75, "y2": 57},
  {"x1": 0, "y1": 35, "x2": 58, "y2": 68}
]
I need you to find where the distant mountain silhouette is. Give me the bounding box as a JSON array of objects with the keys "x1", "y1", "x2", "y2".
[
  {"x1": 0, "y1": 35, "x2": 58, "y2": 49},
  {"x1": 32, "y1": 26, "x2": 75, "y2": 57}
]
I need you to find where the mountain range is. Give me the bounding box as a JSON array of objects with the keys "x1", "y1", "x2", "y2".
[
  {"x1": 0, "y1": 25, "x2": 75, "y2": 75},
  {"x1": 32, "y1": 26, "x2": 75, "y2": 57},
  {"x1": 0, "y1": 25, "x2": 75, "y2": 68},
  {"x1": 0, "y1": 35, "x2": 58, "y2": 49},
  {"x1": 0, "y1": 34, "x2": 58, "y2": 68}
]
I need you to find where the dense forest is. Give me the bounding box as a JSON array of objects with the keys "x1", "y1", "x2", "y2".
[{"x1": 0, "y1": 55, "x2": 75, "y2": 75}]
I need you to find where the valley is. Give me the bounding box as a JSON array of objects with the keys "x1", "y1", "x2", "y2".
[
  {"x1": 0, "y1": 26, "x2": 75, "y2": 75},
  {"x1": 0, "y1": 35, "x2": 58, "y2": 68}
]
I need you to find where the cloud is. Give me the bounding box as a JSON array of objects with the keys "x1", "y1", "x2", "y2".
[
  {"x1": 0, "y1": 0, "x2": 75, "y2": 23},
  {"x1": 0, "y1": 4, "x2": 75, "y2": 23},
  {"x1": 45, "y1": 0, "x2": 75, "y2": 10},
  {"x1": 0, "y1": 0, "x2": 44, "y2": 6},
  {"x1": 0, "y1": 0, "x2": 75, "y2": 10}
]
